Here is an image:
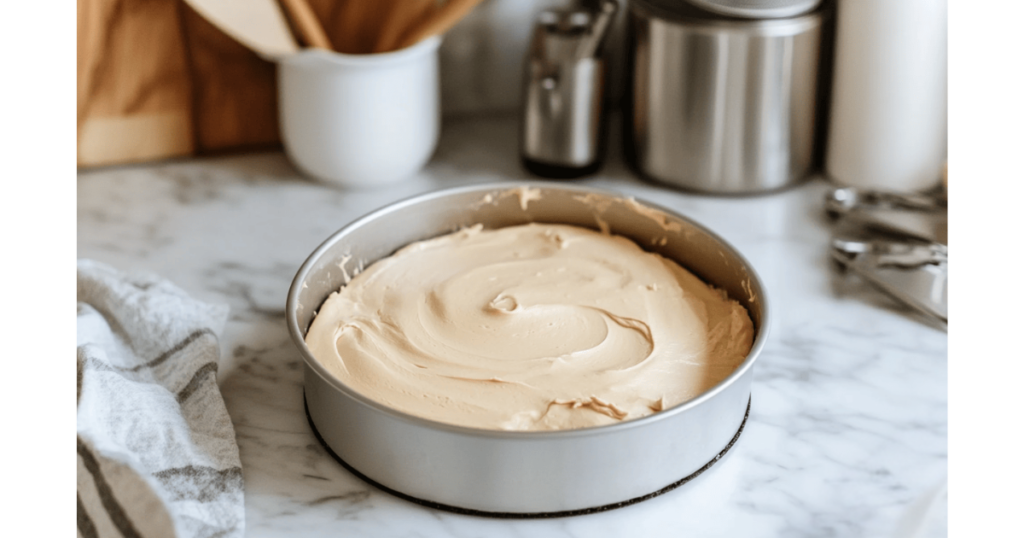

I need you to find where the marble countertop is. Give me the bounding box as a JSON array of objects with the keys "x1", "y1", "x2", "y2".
[{"x1": 78, "y1": 115, "x2": 947, "y2": 537}]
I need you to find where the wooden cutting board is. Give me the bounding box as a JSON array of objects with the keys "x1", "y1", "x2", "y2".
[{"x1": 77, "y1": 0, "x2": 284, "y2": 167}]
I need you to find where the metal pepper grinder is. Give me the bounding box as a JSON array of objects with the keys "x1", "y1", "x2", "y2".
[{"x1": 520, "y1": 1, "x2": 618, "y2": 179}]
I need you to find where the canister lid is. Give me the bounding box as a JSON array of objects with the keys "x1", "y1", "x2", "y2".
[
  {"x1": 631, "y1": 0, "x2": 823, "y2": 33},
  {"x1": 685, "y1": 0, "x2": 821, "y2": 19}
]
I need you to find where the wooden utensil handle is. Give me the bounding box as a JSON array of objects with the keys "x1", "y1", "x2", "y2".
[
  {"x1": 395, "y1": 0, "x2": 483, "y2": 50},
  {"x1": 279, "y1": 0, "x2": 333, "y2": 50},
  {"x1": 373, "y1": 0, "x2": 436, "y2": 54}
]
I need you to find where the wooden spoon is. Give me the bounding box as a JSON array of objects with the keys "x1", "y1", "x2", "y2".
[
  {"x1": 182, "y1": 0, "x2": 299, "y2": 58},
  {"x1": 372, "y1": 0, "x2": 437, "y2": 54},
  {"x1": 278, "y1": 0, "x2": 334, "y2": 50}
]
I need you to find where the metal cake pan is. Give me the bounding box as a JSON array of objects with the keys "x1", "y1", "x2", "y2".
[{"x1": 286, "y1": 183, "x2": 770, "y2": 516}]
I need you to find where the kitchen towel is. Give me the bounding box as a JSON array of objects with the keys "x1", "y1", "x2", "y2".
[{"x1": 77, "y1": 259, "x2": 243, "y2": 538}]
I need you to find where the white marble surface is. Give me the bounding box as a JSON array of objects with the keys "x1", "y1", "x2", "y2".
[{"x1": 78, "y1": 115, "x2": 947, "y2": 538}]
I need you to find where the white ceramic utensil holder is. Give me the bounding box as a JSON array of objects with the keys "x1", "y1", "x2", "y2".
[{"x1": 277, "y1": 36, "x2": 441, "y2": 188}]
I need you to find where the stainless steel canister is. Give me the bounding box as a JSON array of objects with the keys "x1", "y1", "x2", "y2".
[
  {"x1": 625, "y1": 0, "x2": 823, "y2": 194},
  {"x1": 287, "y1": 183, "x2": 770, "y2": 516},
  {"x1": 521, "y1": 39, "x2": 604, "y2": 172},
  {"x1": 520, "y1": 7, "x2": 614, "y2": 179}
]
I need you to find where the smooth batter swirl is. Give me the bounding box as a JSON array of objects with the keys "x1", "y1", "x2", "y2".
[{"x1": 305, "y1": 223, "x2": 754, "y2": 431}]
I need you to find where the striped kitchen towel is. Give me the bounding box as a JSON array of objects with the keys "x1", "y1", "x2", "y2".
[{"x1": 77, "y1": 260, "x2": 243, "y2": 538}]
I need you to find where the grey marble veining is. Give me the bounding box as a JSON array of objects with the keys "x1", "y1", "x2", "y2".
[{"x1": 78, "y1": 115, "x2": 947, "y2": 538}]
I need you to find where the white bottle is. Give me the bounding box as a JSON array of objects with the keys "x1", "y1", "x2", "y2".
[{"x1": 825, "y1": 0, "x2": 947, "y2": 192}]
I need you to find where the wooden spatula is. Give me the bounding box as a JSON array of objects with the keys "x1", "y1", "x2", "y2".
[
  {"x1": 371, "y1": 0, "x2": 436, "y2": 54},
  {"x1": 182, "y1": 0, "x2": 299, "y2": 58}
]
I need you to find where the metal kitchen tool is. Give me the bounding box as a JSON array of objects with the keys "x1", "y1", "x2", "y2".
[
  {"x1": 831, "y1": 238, "x2": 948, "y2": 327},
  {"x1": 577, "y1": 0, "x2": 620, "y2": 58},
  {"x1": 520, "y1": 2, "x2": 618, "y2": 179},
  {"x1": 685, "y1": 0, "x2": 822, "y2": 18},
  {"x1": 826, "y1": 187, "x2": 948, "y2": 245},
  {"x1": 624, "y1": 0, "x2": 824, "y2": 194},
  {"x1": 287, "y1": 183, "x2": 769, "y2": 515}
]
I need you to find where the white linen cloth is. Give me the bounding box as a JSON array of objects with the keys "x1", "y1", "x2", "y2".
[{"x1": 77, "y1": 260, "x2": 243, "y2": 538}]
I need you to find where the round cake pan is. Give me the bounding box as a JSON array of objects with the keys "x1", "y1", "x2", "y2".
[{"x1": 286, "y1": 183, "x2": 770, "y2": 516}]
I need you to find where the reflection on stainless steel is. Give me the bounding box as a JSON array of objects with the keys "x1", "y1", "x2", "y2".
[
  {"x1": 625, "y1": 0, "x2": 823, "y2": 193},
  {"x1": 826, "y1": 187, "x2": 948, "y2": 245},
  {"x1": 831, "y1": 238, "x2": 948, "y2": 328}
]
